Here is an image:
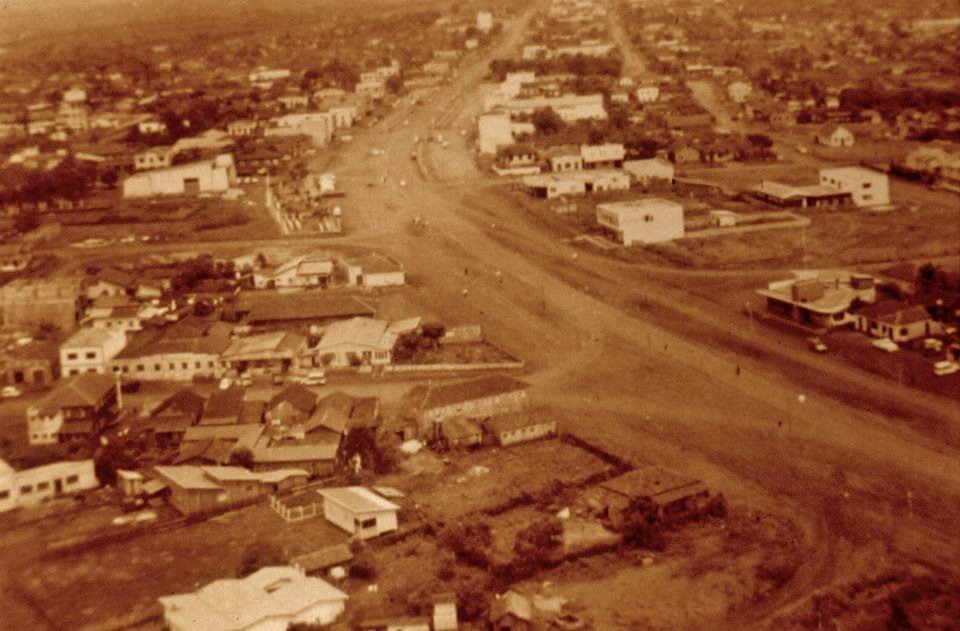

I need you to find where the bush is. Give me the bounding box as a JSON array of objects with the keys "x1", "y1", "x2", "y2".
[
  {"x1": 349, "y1": 559, "x2": 377, "y2": 580},
  {"x1": 441, "y1": 522, "x2": 492, "y2": 568},
  {"x1": 237, "y1": 541, "x2": 285, "y2": 577}
]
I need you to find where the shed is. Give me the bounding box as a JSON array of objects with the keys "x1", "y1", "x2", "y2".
[{"x1": 317, "y1": 486, "x2": 400, "y2": 539}]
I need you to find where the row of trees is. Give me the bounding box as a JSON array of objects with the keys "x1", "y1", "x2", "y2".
[
  {"x1": 0, "y1": 158, "x2": 99, "y2": 207},
  {"x1": 488, "y1": 53, "x2": 622, "y2": 81}
]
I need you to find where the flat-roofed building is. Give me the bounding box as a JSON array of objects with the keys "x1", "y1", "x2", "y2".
[{"x1": 596, "y1": 198, "x2": 685, "y2": 245}]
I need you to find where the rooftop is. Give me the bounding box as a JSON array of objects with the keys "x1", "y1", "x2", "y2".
[
  {"x1": 317, "y1": 317, "x2": 397, "y2": 351},
  {"x1": 238, "y1": 292, "x2": 376, "y2": 323},
  {"x1": 61, "y1": 327, "x2": 125, "y2": 350},
  {"x1": 159, "y1": 566, "x2": 347, "y2": 631},
  {"x1": 318, "y1": 486, "x2": 400, "y2": 513}
]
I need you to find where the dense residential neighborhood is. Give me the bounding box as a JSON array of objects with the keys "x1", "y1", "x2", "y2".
[{"x1": 0, "y1": 0, "x2": 958, "y2": 629}]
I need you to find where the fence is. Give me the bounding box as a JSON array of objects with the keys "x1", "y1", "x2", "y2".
[{"x1": 270, "y1": 494, "x2": 323, "y2": 523}]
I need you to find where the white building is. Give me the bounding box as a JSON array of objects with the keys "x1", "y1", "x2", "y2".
[
  {"x1": 0, "y1": 459, "x2": 98, "y2": 513},
  {"x1": 816, "y1": 123, "x2": 854, "y2": 148},
  {"x1": 727, "y1": 81, "x2": 752, "y2": 103},
  {"x1": 580, "y1": 143, "x2": 625, "y2": 168},
  {"x1": 314, "y1": 317, "x2": 418, "y2": 367},
  {"x1": 477, "y1": 10, "x2": 493, "y2": 32},
  {"x1": 60, "y1": 328, "x2": 127, "y2": 376},
  {"x1": 596, "y1": 199, "x2": 685, "y2": 245},
  {"x1": 318, "y1": 486, "x2": 400, "y2": 539},
  {"x1": 356, "y1": 79, "x2": 386, "y2": 99},
  {"x1": 160, "y1": 566, "x2": 348, "y2": 631},
  {"x1": 478, "y1": 113, "x2": 514, "y2": 155},
  {"x1": 623, "y1": 158, "x2": 675, "y2": 184},
  {"x1": 254, "y1": 254, "x2": 335, "y2": 289},
  {"x1": 266, "y1": 113, "x2": 334, "y2": 146},
  {"x1": 122, "y1": 154, "x2": 236, "y2": 198},
  {"x1": 342, "y1": 253, "x2": 406, "y2": 287},
  {"x1": 249, "y1": 68, "x2": 291, "y2": 83},
  {"x1": 490, "y1": 94, "x2": 607, "y2": 122},
  {"x1": 635, "y1": 84, "x2": 660, "y2": 103},
  {"x1": 819, "y1": 166, "x2": 890, "y2": 207}
]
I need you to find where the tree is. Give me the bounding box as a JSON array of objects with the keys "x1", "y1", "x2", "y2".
[
  {"x1": 94, "y1": 442, "x2": 138, "y2": 485},
  {"x1": 420, "y1": 322, "x2": 446, "y2": 349},
  {"x1": 532, "y1": 107, "x2": 564, "y2": 135},
  {"x1": 237, "y1": 541, "x2": 285, "y2": 577}
]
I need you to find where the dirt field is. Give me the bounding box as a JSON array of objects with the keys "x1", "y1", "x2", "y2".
[
  {"x1": 383, "y1": 438, "x2": 613, "y2": 522},
  {"x1": 11, "y1": 504, "x2": 347, "y2": 630}
]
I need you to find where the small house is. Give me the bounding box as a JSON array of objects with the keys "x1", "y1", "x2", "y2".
[
  {"x1": 483, "y1": 411, "x2": 557, "y2": 446},
  {"x1": 816, "y1": 123, "x2": 854, "y2": 148},
  {"x1": 317, "y1": 486, "x2": 400, "y2": 539}
]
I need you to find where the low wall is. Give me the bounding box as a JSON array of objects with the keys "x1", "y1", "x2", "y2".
[{"x1": 386, "y1": 360, "x2": 525, "y2": 373}]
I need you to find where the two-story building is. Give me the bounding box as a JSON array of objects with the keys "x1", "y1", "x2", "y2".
[
  {"x1": 27, "y1": 372, "x2": 116, "y2": 444},
  {"x1": 60, "y1": 328, "x2": 127, "y2": 376},
  {"x1": 596, "y1": 199, "x2": 685, "y2": 246}
]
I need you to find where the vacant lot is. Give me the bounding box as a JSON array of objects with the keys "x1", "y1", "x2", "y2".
[
  {"x1": 384, "y1": 439, "x2": 613, "y2": 522},
  {"x1": 13, "y1": 504, "x2": 347, "y2": 630},
  {"x1": 509, "y1": 507, "x2": 803, "y2": 630}
]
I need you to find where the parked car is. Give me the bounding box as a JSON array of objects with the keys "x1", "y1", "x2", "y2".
[
  {"x1": 933, "y1": 360, "x2": 959, "y2": 377},
  {"x1": 871, "y1": 338, "x2": 899, "y2": 353},
  {"x1": 1, "y1": 385, "x2": 22, "y2": 398},
  {"x1": 293, "y1": 370, "x2": 326, "y2": 386},
  {"x1": 807, "y1": 337, "x2": 827, "y2": 353},
  {"x1": 238, "y1": 373, "x2": 253, "y2": 387},
  {"x1": 218, "y1": 377, "x2": 234, "y2": 390},
  {"x1": 271, "y1": 374, "x2": 285, "y2": 386}
]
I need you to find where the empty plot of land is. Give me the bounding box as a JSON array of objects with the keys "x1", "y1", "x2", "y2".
[{"x1": 386, "y1": 439, "x2": 613, "y2": 521}]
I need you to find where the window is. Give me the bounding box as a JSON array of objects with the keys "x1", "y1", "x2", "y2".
[
  {"x1": 20, "y1": 485, "x2": 32, "y2": 494},
  {"x1": 359, "y1": 518, "x2": 377, "y2": 529},
  {"x1": 862, "y1": 182, "x2": 871, "y2": 188},
  {"x1": 900, "y1": 327, "x2": 908, "y2": 336},
  {"x1": 644, "y1": 214, "x2": 654, "y2": 222},
  {"x1": 66, "y1": 475, "x2": 79, "y2": 484},
  {"x1": 195, "y1": 362, "x2": 202, "y2": 369},
  {"x1": 169, "y1": 363, "x2": 175, "y2": 370},
  {"x1": 37, "y1": 481, "x2": 50, "y2": 491},
  {"x1": 85, "y1": 352, "x2": 96, "y2": 359},
  {"x1": 0, "y1": 490, "x2": 8, "y2": 499},
  {"x1": 154, "y1": 364, "x2": 162, "y2": 371},
  {"x1": 182, "y1": 363, "x2": 188, "y2": 370},
  {"x1": 863, "y1": 194, "x2": 872, "y2": 201},
  {"x1": 67, "y1": 353, "x2": 78, "y2": 360},
  {"x1": 137, "y1": 364, "x2": 145, "y2": 372}
]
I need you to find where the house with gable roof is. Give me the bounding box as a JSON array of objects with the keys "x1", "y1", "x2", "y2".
[{"x1": 159, "y1": 566, "x2": 347, "y2": 631}]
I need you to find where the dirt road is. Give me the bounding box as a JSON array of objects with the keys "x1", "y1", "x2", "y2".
[{"x1": 319, "y1": 7, "x2": 960, "y2": 628}]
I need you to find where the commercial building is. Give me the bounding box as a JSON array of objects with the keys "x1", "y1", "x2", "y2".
[
  {"x1": 623, "y1": 158, "x2": 675, "y2": 184},
  {"x1": 0, "y1": 277, "x2": 84, "y2": 331},
  {"x1": 60, "y1": 328, "x2": 127, "y2": 376},
  {"x1": 313, "y1": 317, "x2": 418, "y2": 368},
  {"x1": 596, "y1": 199, "x2": 685, "y2": 246},
  {"x1": 122, "y1": 154, "x2": 236, "y2": 198},
  {"x1": 819, "y1": 166, "x2": 890, "y2": 207},
  {"x1": 110, "y1": 322, "x2": 232, "y2": 382},
  {"x1": 342, "y1": 253, "x2": 406, "y2": 288},
  {"x1": 159, "y1": 566, "x2": 347, "y2": 631},
  {"x1": 318, "y1": 486, "x2": 400, "y2": 539},
  {"x1": 752, "y1": 180, "x2": 853, "y2": 208},
  {"x1": 756, "y1": 270, "x2": 878, "y2": 329},
  {"x1": 0, "y1": 459, "x2": 98, "y2": 513}
]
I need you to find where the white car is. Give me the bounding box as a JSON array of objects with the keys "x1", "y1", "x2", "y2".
[
  {"x1": 933, "y1": 360, "x2": 959, "y2": 377},
  {"x1": 218, "y1": 377, "x2": 234, "y2": 390},
  {"x1": 1, "y1": 386, "x2": 22, "y2": 398},
  {"x1": 871, "y1": 338, "x2": 899, "y2": 353}
]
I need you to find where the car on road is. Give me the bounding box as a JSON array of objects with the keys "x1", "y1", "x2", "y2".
[
  {"x1": 934, "y1": 360, "x2": 959, "y2": 377},
  {"x1": 871, "y1": 338, "x2": 899, "y2": 353},
  {"x1": 1, "y1": 386, "x2": 22, "y2": 398},
  {"x1": 807, "y1": 337, "x2": 828, "y2": 353}
]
